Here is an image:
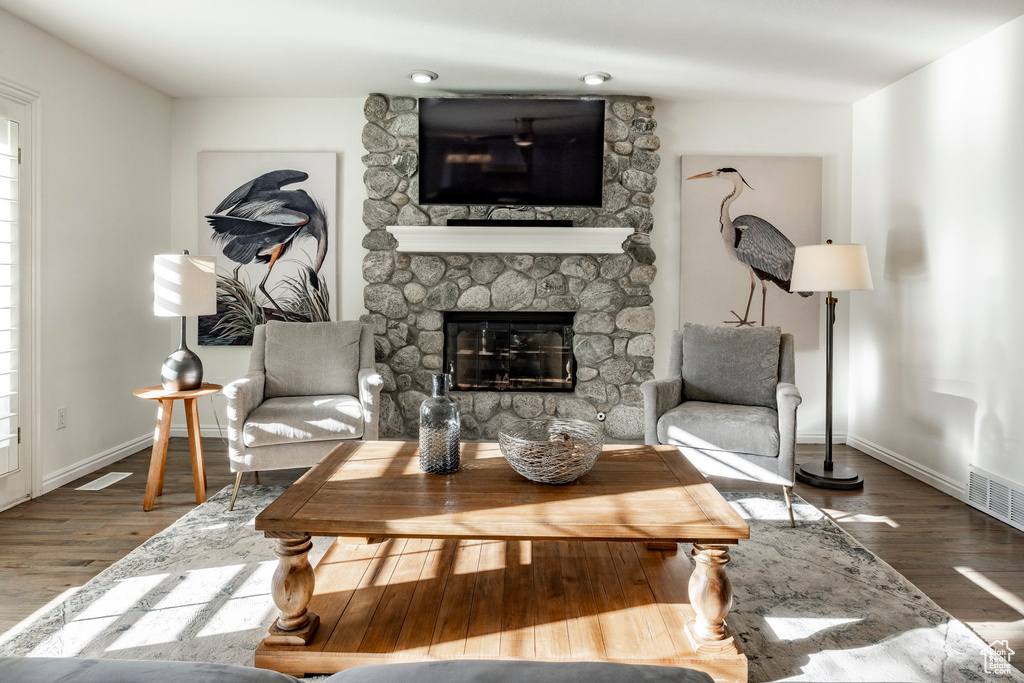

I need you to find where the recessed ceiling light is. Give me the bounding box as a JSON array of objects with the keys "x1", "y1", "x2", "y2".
[
  {"x1": 408, "y1": 70, "x2": 438, "y2": 84},
  {"x1": 580, "y1": 72, "x2": 610, "y2": 85}
]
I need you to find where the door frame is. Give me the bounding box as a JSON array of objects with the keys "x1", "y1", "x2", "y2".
[{"x1": 0, "y1": 76, "x2": 40, "y2": 508}]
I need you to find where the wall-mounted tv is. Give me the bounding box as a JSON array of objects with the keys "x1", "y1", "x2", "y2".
[{"x1": 418, "y1": 97, "x2": 605, "y2": 207}]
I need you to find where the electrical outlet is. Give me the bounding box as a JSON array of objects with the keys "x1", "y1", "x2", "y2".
[{"x1": 56, "y1": 407, "x2": 67, "y2": 430}]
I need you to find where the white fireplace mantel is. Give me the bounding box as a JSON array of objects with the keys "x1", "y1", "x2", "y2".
[{"x1": 386, "y1": 225, "x2": 634, "y2": 254}]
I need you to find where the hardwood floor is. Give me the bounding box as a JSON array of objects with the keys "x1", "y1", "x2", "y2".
[{"x1": 0, "y1": 439, "x2": 1021, "y2": 675}]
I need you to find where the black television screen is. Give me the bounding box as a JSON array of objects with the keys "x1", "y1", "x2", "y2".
[{"x1": 418, "y1": 98, "x2": 605, "y2": 207}]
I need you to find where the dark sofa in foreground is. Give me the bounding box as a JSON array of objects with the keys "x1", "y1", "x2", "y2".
[{"x1": 0, "y1": 657, "x2": 715, "y2": 682}]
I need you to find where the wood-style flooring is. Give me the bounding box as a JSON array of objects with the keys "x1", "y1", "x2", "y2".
[{"x1": 0, "y1": 440, "x2": 1020, "y2": 675}]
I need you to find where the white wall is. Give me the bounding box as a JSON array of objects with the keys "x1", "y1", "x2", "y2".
[
  {"x1": 0, "y1": 9, "x2": 172, "y2": 492},
  {"x1": 169, "y1": 98, "x2": 367, "y2": 430},
  {"x1": 652, "y1": 100, "x2": 854, "y2": 440},
  {"x1": 850, "y1": 14, "x2": 1024, "y2": 496}
]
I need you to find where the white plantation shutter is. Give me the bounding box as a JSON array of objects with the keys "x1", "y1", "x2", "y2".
[{"x1": 0, "y1": 118, "x2": 19, "y2": 478}]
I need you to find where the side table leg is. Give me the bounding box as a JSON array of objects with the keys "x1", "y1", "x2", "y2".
[
  {"x1": 264, "y1": 533, "x2": 320, "y2": 646},
  {"x1": 143, "y1": 399, "x2": 173, "y2": 511},
  {"x1": 686, "y1": 543, "x2": 737, "y2": 654},
  {"x1": 184, "y1": 397, "x2": 206, "y2": 504}
]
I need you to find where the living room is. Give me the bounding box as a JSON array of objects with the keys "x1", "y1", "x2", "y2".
[{"x1": 0, "y1": 1, "x2": 1022, "y2": 682}]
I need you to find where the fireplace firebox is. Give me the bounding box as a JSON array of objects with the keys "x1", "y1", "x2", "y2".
[{"x1": 443, "y1": 312, "x2": 575, "y2": 392}]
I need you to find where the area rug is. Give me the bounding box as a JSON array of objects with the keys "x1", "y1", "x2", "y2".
[{"x1": 0, "y1": 486, "x2": 1019, "y2": 682}]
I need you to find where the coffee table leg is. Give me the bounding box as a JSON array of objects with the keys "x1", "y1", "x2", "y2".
[
  {"x1": 686, "y1": 543, "x2": 736, "y2": 653},
  {"x1": 264, "y1": 533, "x2": 320, "y2": 646}
]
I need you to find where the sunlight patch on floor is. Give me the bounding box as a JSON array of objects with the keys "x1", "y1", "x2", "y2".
[
  {"x1": 0, "y1": 587, "x2": 81, "y2": 648},
  {"x1": 955, "y1": 566, "x2": 1024, "y2": 617},
  {"x1": 107, "y1": 605, "x2": 198, "y2": 650},
  {"x1": 197, "y1": 595, "x2": 276, "y2": 637},
  {"x1": 822, "y1": 508, "x2": 900, "y2": 528},
  {"x1": 76, "y1": 575, "x2": 167, "y2": 621},
  {"x1": 764, "y1": 616, "x2": 861, "y2": 641},
  {"x1": 31, "y1": 617, "x2": 119, "y2": 657}
]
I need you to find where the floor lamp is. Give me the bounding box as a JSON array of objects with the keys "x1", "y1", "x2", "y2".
[
  {"x1": 790, "y1": 240, "x2": 873, "y2": 490},
  {"x1": 153, "y1": 251, "x2": 217, "y2": 391}
]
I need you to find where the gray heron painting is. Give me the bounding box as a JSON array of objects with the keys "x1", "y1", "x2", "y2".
[
  {"x1": 206, "y1": 169, "x2": 328, "y2": 314},
  {"x1": 687, "y1": 167, "x2": 811, "y2": 327},
  {"x1": 200, "y1": 163, "x2": 333, "y2": 346}
]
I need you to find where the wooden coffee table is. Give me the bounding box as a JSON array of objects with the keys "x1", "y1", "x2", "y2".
[{"x1": 254, "y1": 441, "x2": 750, "y2": 682}]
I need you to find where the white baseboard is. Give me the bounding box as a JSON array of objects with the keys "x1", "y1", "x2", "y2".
[
  {"x1": 0, "y1": 494, "x2": 30, "y2": 513},
  {"x1": 797, "y1": 431, "x2": 847, "y2": 444},
  {"x1": 169, "y1": 425, "x2": 230, "y2": 440},
  {"x1": 40, "y1": 434, "x2": 153, "y2": 494},
  {"x1": 846, "y1": 433, "x2": 966, "y2": 501}
]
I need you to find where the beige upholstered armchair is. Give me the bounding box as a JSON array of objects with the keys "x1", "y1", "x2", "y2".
[
  {"x1": 222, "y1": 320, "x2": 383, "y2": 509},
  {"x1": 641, "y1": 323, "x2": 801, "y2": 526}
]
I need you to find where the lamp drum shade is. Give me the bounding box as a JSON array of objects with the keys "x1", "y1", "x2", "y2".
[
  {"x1": 153, "y1": 254, "x2": 217, "y2": 317},
  {"x1": 790, "y1": 243, "x2": 873, "y2": 293}
]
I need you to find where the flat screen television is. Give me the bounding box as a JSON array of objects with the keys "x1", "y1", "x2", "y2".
[{"x1": 418, "y1": 97, "x2": 605, "y2": 207}]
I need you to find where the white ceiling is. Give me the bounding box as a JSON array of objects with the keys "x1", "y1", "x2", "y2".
[{"x1": 3, "y1": 0, "x2": 1024, "y2": 102}]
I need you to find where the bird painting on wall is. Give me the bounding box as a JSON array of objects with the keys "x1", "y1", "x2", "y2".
[
  {"x1": 206, "y1": 169, "x2": 328, "y2": 315},
  {"x1": 687, "y1": 167, "x2": 811, "y2": 327},
  {"x1": 199, "y1": 166, "x2": 332, "y2": 345}
]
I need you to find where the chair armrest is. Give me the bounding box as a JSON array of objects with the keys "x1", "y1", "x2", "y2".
[
  {"x1": 222, "y1": 372, "x2": 265, "y2": 458},
  {"x1": 640, "y1": 377, "x2": 682, "y2": 445},
  {"x1": 776, "y1": 381, "x2": 802, "y2": 486},
  {"x1": 358, "y1": 368, "x2": 385, "y2": 441}
]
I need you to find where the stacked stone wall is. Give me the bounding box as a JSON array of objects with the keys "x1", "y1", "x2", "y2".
[{"x1": 360, "y1": 94, "x2": 660, "y2": 441}]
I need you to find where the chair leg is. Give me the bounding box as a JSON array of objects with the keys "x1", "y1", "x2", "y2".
[
  {"x1": 783, "y1": 485, "x2": 795, "y2": 527},
  {"x1": 229, "y1": 472, "x2": 243, "y2": 512},
  {"x1": 253, "y1": 471, "x2": 260, "y2": 485}
]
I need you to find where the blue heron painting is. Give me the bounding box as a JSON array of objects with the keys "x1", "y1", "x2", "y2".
[
  {"x1": 687, "y1": 167, "x2": 812, "y2": 327},
  {"x1": 199, "y1": 161, "x2": 334, "y2": 345}
]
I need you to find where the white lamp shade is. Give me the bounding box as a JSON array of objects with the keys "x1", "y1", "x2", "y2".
[
  {"x1": 153, "y1": 254, "x2": 217, "y2": 317},
  {"x1": 790, "y1": 243, "x2": 873, "y2": 292}
]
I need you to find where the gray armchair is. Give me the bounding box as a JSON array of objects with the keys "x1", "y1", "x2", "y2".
[
  {"x1": 641, "y1": 323, "x2": 801, "y2": 526},
  {"x1": 223, "y1": 320, "x2": 383, "y2": 509}
]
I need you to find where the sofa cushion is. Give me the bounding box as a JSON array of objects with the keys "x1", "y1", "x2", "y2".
[
  {"x1": 327, "y1": 660, "x2": 713, "y2": 683},
  {"x1": 658, "y1": 400, "x2": 780, "y2": 458},
  {"x1": 681, "y1": 323, "x2": 780, "y2": 409},
  {"x1": 0, "y1": 656, "x2": 297, "y2": 683},
  {"x1": 244, "y1": 395, "x2": 363, "y2": 447},
  {"x1": 264, "y1": 321, "x2": 362, "y2": 399}
]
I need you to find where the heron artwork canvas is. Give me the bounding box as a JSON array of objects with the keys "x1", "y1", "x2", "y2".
[
  {"x1": 197, "y1": 152, "x2": 337, "y2": 345},
  {"x1": 680, "y1": 155, "x2": 821, "y2": 351}
]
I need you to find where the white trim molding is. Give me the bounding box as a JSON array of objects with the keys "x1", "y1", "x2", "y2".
[
  {"x1": 40, "y1": 434, "x2": 152, "y2": 494},
  {"x1": 169, "y1": 425, "x2": 229, "y2": 442},
  {"x1": 797, "y1": 431, "x2": 848, "y2": 444},
  {"x1": 847, "y1": 433, "x2": 966, "y2": 501},
  {"x1": 0, "y1": 76, "x2": 41, "y2": 502},
  {"x1": 387, "y1": 225, "x2": 633, "y2": 254}
]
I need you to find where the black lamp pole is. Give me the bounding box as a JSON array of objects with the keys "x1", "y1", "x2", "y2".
[{"x1": 795, "y1": 290, "x2": 864, "y2": 490}]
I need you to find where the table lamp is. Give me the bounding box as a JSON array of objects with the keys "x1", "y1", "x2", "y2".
[
  {"x1": 153, "y1": 250, "x2": 217, "y2": 391},
  {"x1": 790, "y1": 240, "x2": 873, "y2": 490}
]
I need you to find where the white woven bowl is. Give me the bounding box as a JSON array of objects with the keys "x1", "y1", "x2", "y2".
[{"x1": 498, "y1": 418, "x2": 603, "y2": 485}]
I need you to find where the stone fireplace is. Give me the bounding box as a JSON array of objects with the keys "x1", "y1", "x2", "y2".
[{"x1": 360, "y1": 94, "x2": 660, "y2": 441}]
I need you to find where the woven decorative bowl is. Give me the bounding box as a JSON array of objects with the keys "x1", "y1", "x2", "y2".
[{"x1": 498, "y1": 418, "x2": 603, "y2": 485}]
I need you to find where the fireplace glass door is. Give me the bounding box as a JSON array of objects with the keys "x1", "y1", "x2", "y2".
[{"x1": 444, "y1": 312, "x2": 575, "y2": 392}]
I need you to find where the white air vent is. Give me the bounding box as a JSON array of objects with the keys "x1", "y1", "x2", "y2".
[{"x1": 967, "y1": 466, "x2": 1024, "y2": 532}]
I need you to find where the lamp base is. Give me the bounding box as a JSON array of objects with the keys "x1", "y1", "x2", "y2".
[
  {"x1": 161, "y1": 346, "x2": 203, "y2": 391},
  {"x1": 796, "y1": 462, "x2": 864, "y2": 490}
]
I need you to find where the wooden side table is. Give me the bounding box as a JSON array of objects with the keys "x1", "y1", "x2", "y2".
[{"x1": 134, "y1": 383, "x2": 222, "y2": 511}]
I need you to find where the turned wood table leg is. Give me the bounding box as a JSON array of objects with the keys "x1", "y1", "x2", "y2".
[
  {"x1": 264, "y1": 533, "x2": 320, "y2": 646},
  {"x1": 686, "y1": 543, "x2": 737, "y2": 654}
]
